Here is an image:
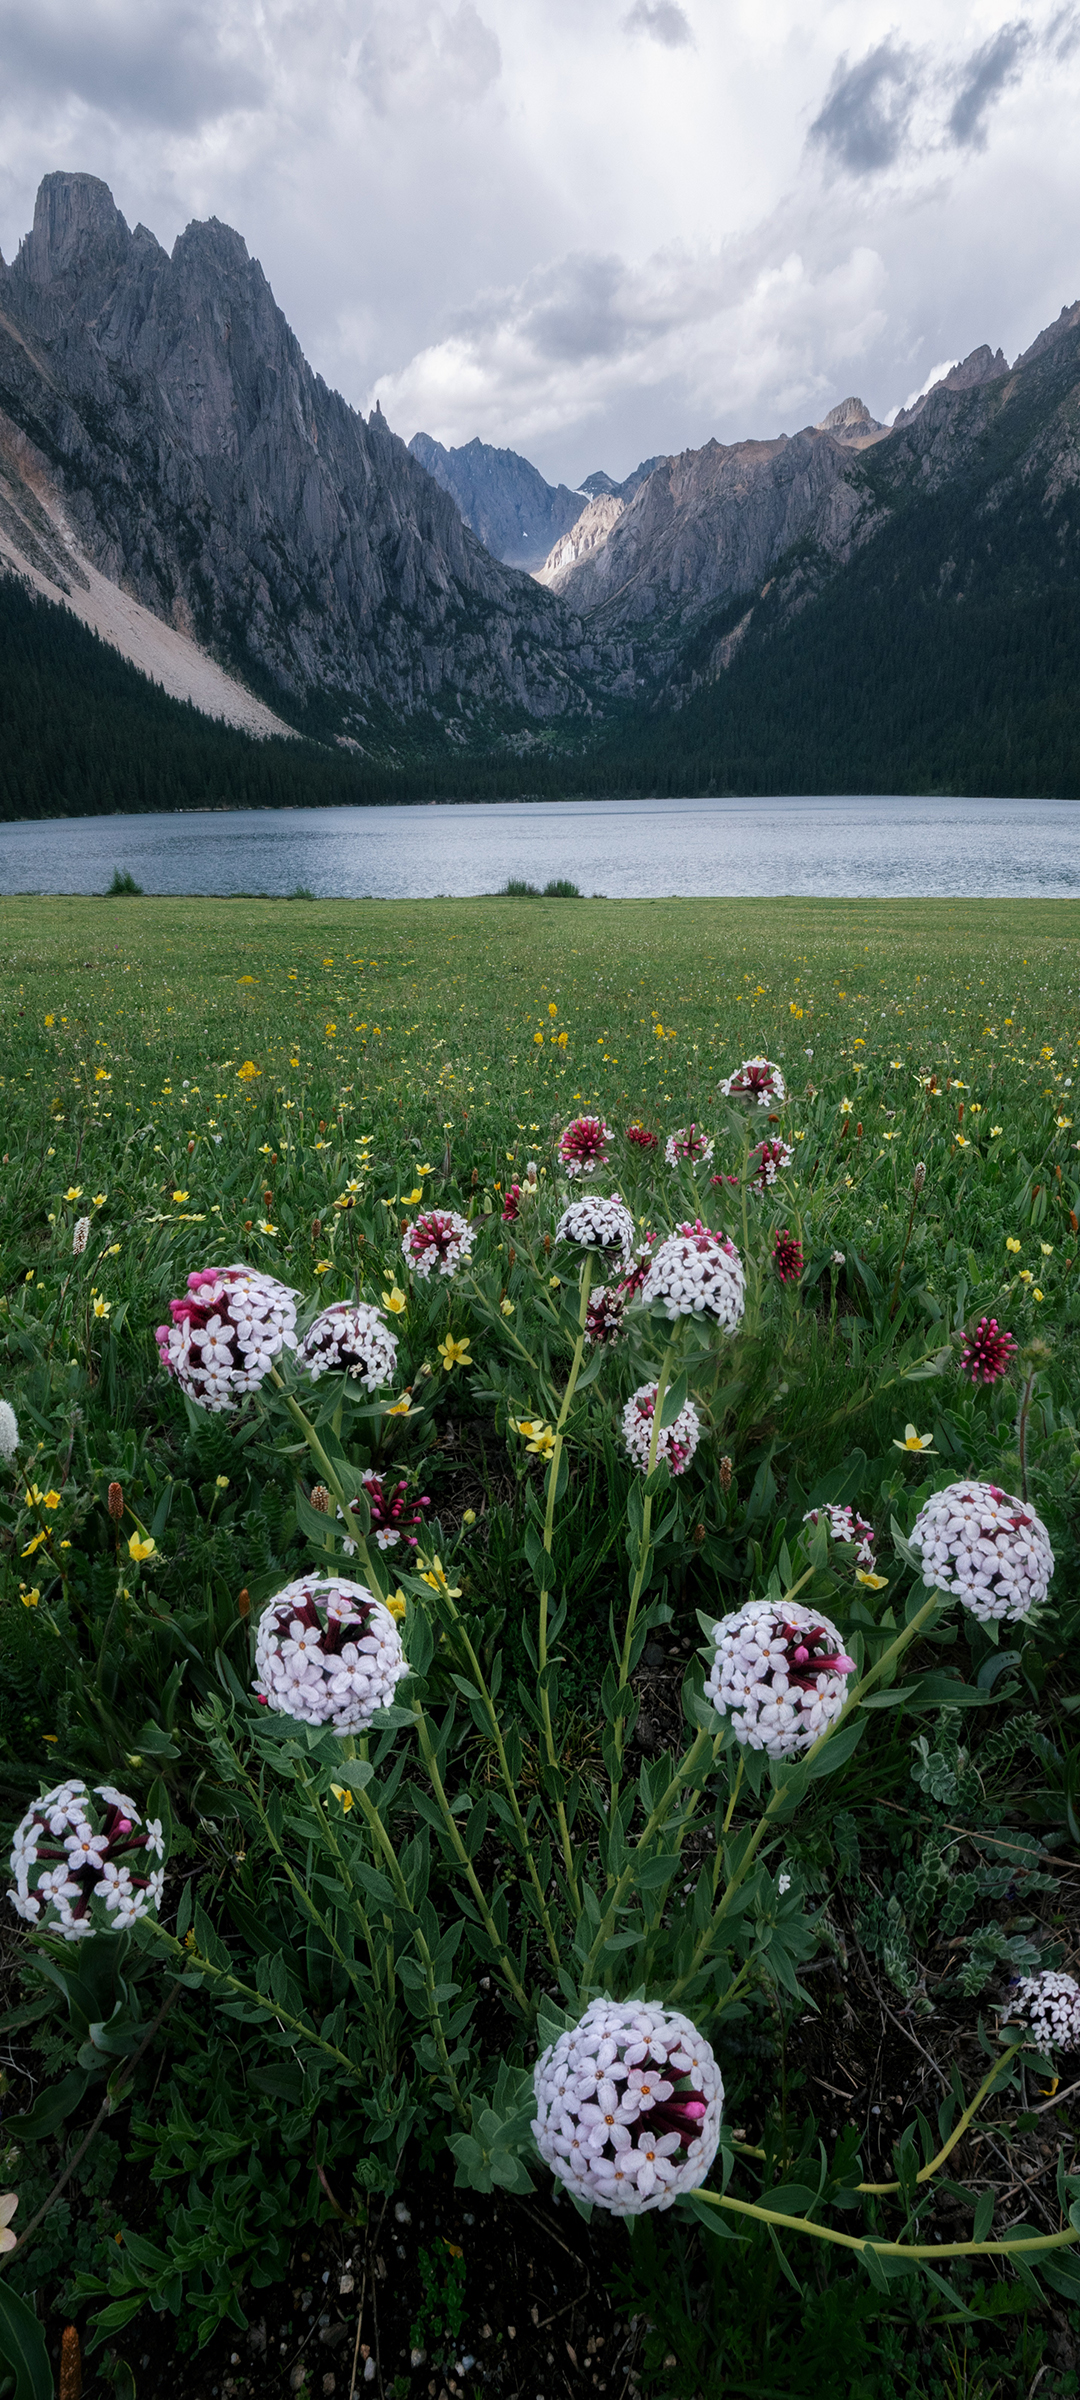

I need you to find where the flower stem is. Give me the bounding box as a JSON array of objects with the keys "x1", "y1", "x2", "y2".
[
  {"x1": 691, "y1": 2185, "x2": 1080, "y2": 2264},
  {"x1": 670, "y1": 1589, "x2": 943, "y2": 2000},
  {"x1": 409, "y1": 1702, "x2": 532, "y2": 2014},
  {"x1": 437, "y1": 1590, "x2": 562, "y2": 1969},
  {"x1": 536, "y1": 1253, "x2": 594, "y2": 1911},
  {"x1": 607, "y1": 1335, "x2": 677, "y2": 1818}
]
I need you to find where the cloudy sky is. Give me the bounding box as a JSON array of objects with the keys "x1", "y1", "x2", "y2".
[{"x1": 1, "y1": 0, "x2": 1078, "y2": 483}]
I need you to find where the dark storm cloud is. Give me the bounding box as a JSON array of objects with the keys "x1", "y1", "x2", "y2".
[
  {"x1": 0, "y1": 0, "x2": 264, "y2": 132},
  {"x1": 623, "y1": 2, "x2": 694, "y2": 52},
  {"x1": 809, "y1": 41, "x2": 919, "y2": 174},
  {"x1": 948, "y1": 22, "x2": 1032, "y2": 147}
]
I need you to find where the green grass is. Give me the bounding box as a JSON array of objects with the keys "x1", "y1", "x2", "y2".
[{"x1": 2, "y1": 894, "x2": 1080, "y2": 2396}]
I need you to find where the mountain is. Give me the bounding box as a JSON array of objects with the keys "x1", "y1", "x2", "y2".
[
  {"x1": 533, "y1": 492, "x2": 629, "y2": 588},
  {"x1": 406, "y1": 432, "x2": 586, "y2": 569},
  {"x1": 0, "y1": 172, "x2": 629, "y2": 766}
]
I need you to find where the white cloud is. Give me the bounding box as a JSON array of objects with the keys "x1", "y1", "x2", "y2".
[{"x1": 1, "y1": 0, "x2": 1079, "y2": 483}]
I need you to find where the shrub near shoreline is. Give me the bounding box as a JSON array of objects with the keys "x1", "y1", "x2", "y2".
[{"x1": 0, "y1": 896, "x2": 1079, "y2": 2396}]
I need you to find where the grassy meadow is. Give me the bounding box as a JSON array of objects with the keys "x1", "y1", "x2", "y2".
[{"x1": 1, "y1": 891, "x2": 1080, "y2": 2400}]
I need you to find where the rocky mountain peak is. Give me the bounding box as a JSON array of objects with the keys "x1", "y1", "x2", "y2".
[
  {"x1": 940, "y1": 345, "x2": 1007, "y2": 392},
  {"x1": 815, "y1": 395, "x2": 886, "y2": 442},
  {"x1": 15, "y1": 171, "x2": 132, "y2": 289}
]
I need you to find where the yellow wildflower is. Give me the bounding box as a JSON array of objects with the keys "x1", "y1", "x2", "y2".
[
  {"x1": 500, "y1": 1296, "x2": 515, "y2": 1316},
  {"x1": 386, "y1": 1590, "x2": 408, "y2": 1621},
  {"x1": 329, "y1": 1783, "x2": 355, "y2": 1812},
  {"x1": 21, "y1": 1531, "x2": 48, "y2": 1556},
  {"x1": 990, "y1": 1126, "x2": 1003, "y2": 1137},
  {"x1": 257, "y1": 1220, "x2": 277, "y2": 1235},
  {"x1": 172, "y1": 1190, "x2": 189, "y2": 1205},
  {"x1": 382, "y1": 1286, "x2": 407, "y2": 1314},
  {"x1": 63, "y1": 1186, "x2": 83, "y2": 1202},
  {"x1": 92, "y1": 1193, "x2": 107, "y2": 1208},
  {"x1": 19, "y1": 1586, "x2": 40, "y2": 1608},
  {"x1": 419, "y1": 1556, "x2": 462, "y2": 1598},
  {"x1": 856, "y1": 1571, "x2": 890, "y2": 1591},
  {"x1": 894, "y1": 1424, "x2": 935, "y2": 1453},
  {"x1": 1040, "y1": 1243, "x2": 1053, "y2": 1257},
  {"x1": 236, "y1": 1061, "x2": 261, "y2": 1080},
  {"x1": 1006, "y1": 1236, "x2": 1021, "y2": 1253},
  {"x1": 1033, "y1": 1287, "x2": 1045, "y2": 1301},
  {"x1": 437, "y1": 1334, "x2": 473, "y2": 1373},
  {"x1": 128, "y1": 1534, "x2": 156, "y2": 1563}
]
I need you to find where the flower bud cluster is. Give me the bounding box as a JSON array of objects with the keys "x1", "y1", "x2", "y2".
[
  {"x1": 584, "y1": 1286, "x2": 627, "y2": 1346},
  {"x1": 156, "y1": 1265, "x2": 298, "y2": 1412},
  {"x1": 772, "y1": 1229, "x2": 803, "y2": 1283},
  {"x1": 909, "y1": 1480, "x2": 1054, "y2": 1621},
  {"x1": 253, "y1": 1574, "x2": 408, "y2": 1732},
  {"x1": 705, "y1": 1597, "x2": 856, "y2": 1755},
  {"x1": 558, "y1": 1117, "x2": 613, "y2": 1178},
  {"x1": 640, "y1": 1222, "x2": 745, "y2": 1328},
  {"x1": 401, "y1": 1211, "x2": 473, "y2": 1281},
  {"x1": 533, "y1": 1998, "x2": 723, "y2": 2216},
  {"x1": 297, "y1": 1301, "x2": 398, "y2": 1391},
  {"x1": 748, "y1": 1137, "x2": 794, "y2": 1193},
  {"x1": 555, "y1": 1193, "x2": 635, "y2": 1269},
  {"x1": 719, "y1": 1057, "x2": 786, "y2": 1107},
  {"x1": 802, "y1": 1504, "x2": 876, "y2": 1570},
  {"x1": 622, "y1": 1382, "x2": 701, "y2": 1477},
  {"x1": 626, "y1": 1123, "x2": 658, "y2": 1149},
  {"x1": 959, "y1": 1318, "x2": 1017, "y2": 1386},
  {"x1": 664, "y1": 1125, "x2": 714, "y2": 1168},
  {"x1": 341, "y1": 1471, "x2": 430, "y2": 1552},
  {"x1": 8, "y1": 1780, "x2": 165, "y2": 1941},
  {"x1": 1012, "y1": 1969, "x2": 1080, "y2": 2053}
]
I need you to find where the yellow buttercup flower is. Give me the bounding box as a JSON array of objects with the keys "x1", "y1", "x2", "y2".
[
  {"x1": 500, "y1": 1296, "x2": 515, "y2": 1316},
  {"x1": 1006, "y1": 1236, "x2": 1021, "y2": 1253},
  {"x1": 93, "y1": 1297, "x2": 110, "y2": 1319},
  {"x1": 92, "y1": 1193, "x2": 107, "y2": 1208},
  {"x1": 19, "y1": 1586, "x2": 40, "y2": 1608},
  {"x1": 419, "y1": 1556, "x2": 462, "y2": 1598},
  {"x1": 386, "y1": 1590, "x2": 408, "y2": 1621},
  {"x1": 894, "y1": 1424, "x2": 935, "y2": 1453},
  {"x1": 1033, "y1": 1287, "x2": 1044, "y2": 1301},
  {"x1": 990, "y1": 1126, "x2": 1003, "y2": 1137},
  {"x1": 856, "y1": 1571, "x2": 890, "y2": 1591},
  {"x1": 128, "y1": 1534, "x2": 156, "y2": 1563},
  {"x1": 329, "y1": 1783, "x2": 355, "y2": 1812},
  {"x1": 172, "y1": 1190, "x2": 189, "y2": 1204},
  {"x1": 1018, "y1": 1269, "x2": 1033, "y2": 1285},
  {"x1": 63, "y1": 1186, "x2": 82, "y2": 1202},
  {"x1": 1040, "y1": 1243, "x2": 1053, "y2": 1257},
  {"x1": 21, "y1": 1531, "x2": 48, "y2": 1556},
  {"x1": 437, "y1": 1334, "x2": 473, "y2": 1373},
  {"x1": 516, "y1": 1417, "x2": 556, "y2": 1460}
]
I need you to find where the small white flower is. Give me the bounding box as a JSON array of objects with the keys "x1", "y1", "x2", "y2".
[
  {"x1": 639, "y1": 1222, "x2": 744, "y2": 1328},
  {"x1": 622, "y1": 1383, "x2": 701, "y2": 1477},
  {"x1": 156, "y1": 1265, "x2": 298, "y2": 1415},
  {"x1": 909, "y1": 1481, "x2": 1054, "y2": 1622},
  {"x1": 555, "y1": 1193, "x2": 635, "y2": 1270},
  {"x1": 1011, "y1": 1970, "x2": 1080, "y2": 2052},
  {"x1": 253, "y1": 1574, "x2": 409, "y2": 1733},
  {"x1": 297, "y1": 1302, "x2": 398, "y2": 1391},
  {"x1": 534, "y1": 1998, "x2": 723, "y2": 2216},
  {"x1": 803, "y1": 1504, "x2": 877, "y2": 1571},
  {"x1": 705, "y1": 1597, "x2": 856, "y2": 1756},
  {"x1": 401, "y1": 1211, "x2": 473, "y2": 1281},
  {"x1": 664, "y1": 1126, "x2": 714, "y2": 1169},
  {"x1": 719, "y1": 1057, "x2": 786, "y2": 1107}
]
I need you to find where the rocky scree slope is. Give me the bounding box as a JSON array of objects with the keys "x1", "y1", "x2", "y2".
[{"x1": 0, "y1": 174, "x2": 629, "y2": 756}]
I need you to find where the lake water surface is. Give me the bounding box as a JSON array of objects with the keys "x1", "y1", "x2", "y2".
[{"x1": 0, "y1": 795, "x2": 1077, "y2": 900}]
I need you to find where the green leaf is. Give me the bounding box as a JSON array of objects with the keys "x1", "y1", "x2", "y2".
[
  {"x1": 805, "y1": 1716, "x2": 868, "y2": 1778},
  {"x1": 0, "y1": 2280, "x2": 53, "y2": 2400},
  {"x1": 6, "y1": 2067, "x2": 90, "y2": 2141},
  {"x1": 659, "y1": 1372, "x2": 689, "y2": 1430}
]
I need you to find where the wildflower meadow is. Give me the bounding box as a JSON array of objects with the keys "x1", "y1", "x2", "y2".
[{"x1": 1, "y1": 890, "x2": 1080, "y2": 2400}]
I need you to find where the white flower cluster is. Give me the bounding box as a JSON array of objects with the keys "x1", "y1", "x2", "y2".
[
  {"x1": 8, "y1": 1779, "x2": 165, "y2": 1941},
  {"x1": 705, "y1": 1597, "x2": 856, "y2": 1756},
  {"x1": 664, "y1": 1126, "x2": 714, "y2": 1168},
  {"x1": 909, "y1": 1480, "x2": 1054, "y2": 1622},
  {"x1": 640, "y1": 1222, "x2": 745, "y2": 1329},
  {"x1": 156, "y1": 1265, "x2": 298, "y2": 1413},
  {"x1": 401, "y1": 1210, "x2": 474, "y2": 1281},
  {"x1": 0, "y1": 1402, "x2": 17, "y2": 1461},
  {"x1": 253, "y1": 1574, "x2": 408, "y2": 1732},
  {"x1": 555, "y1": 1193, "x2": 635, "y2": 1270},
  {"x1": 803, "y1": 1504, "x2": 876, "y2": 1570},
  {"x1": 1012, "y1": 1970, "x2": 1080, "y2": 2053},
  {"x1": 533, "y1": 1998, "x2": 723, "y2": 2216},
  {"x1": 72, "y1": 1216, "x2": 90, "y2": 1256},
  {"x1": 748, "y1": 1137, "x2": 794, "y2": 1192},
  {"x1": 622, "y1": 1382, "x2": 701, "y2": 1477},
  {"x1": 719, "y1": 1057, "x2": 787, "y2": 1107},
  {"x1": 584, "y1": 1286, "x2": 627, "y2": 1346},
  {"x1": 297, "y1": 1302, "x2": 398, "y2": 1391}
]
